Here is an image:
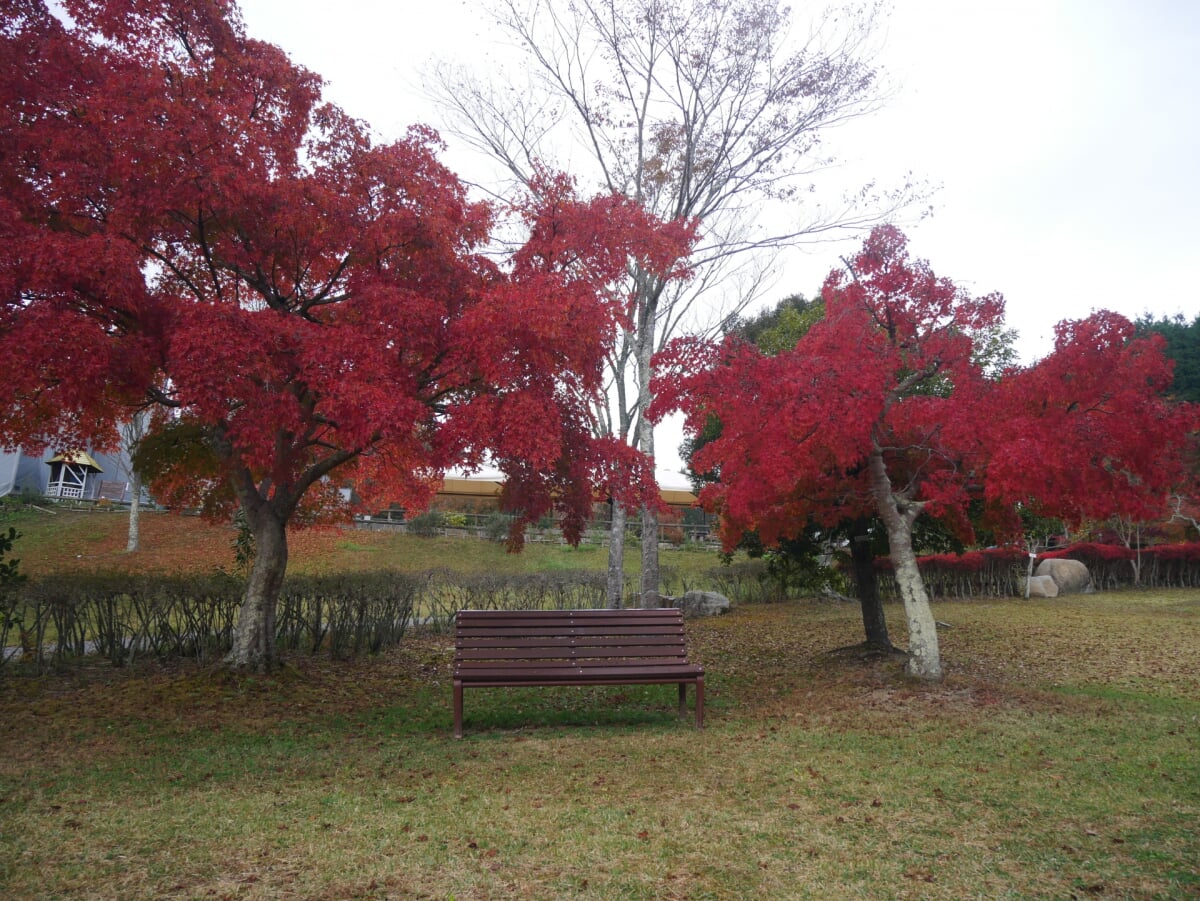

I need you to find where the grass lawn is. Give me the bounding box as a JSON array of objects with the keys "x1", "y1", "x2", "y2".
[
  {"x1": 1, "y1": 581, "x2": 1197, "y2": 899},
  {"x1": 2, "y1": 508, "x2": 723, "y2": 582}
]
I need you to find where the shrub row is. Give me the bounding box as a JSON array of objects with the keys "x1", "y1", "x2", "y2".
[
  {"x1": 1, "y1": 571, "x2": 419, "y2": 674},
  {"x1": 418, "y1": 570, "x2": 609, "y2": 632},
  {"x1": 414, "y1": 563, "x2": 774, "y2": 631},
  {"x1": 699, "y1": 560, "x2": 786, "y2": 603},
  {"x1": 0, "y1": 563, "x2": 768, "y2": 673},
  {"x1": 1041, "y1": 542, "x2": 1200, "y2": 590},
  {"x1": 864, "y1": 542, "x2": 1200, "y2": 600}
]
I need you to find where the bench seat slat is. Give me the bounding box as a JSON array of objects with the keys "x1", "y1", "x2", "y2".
[
  {"x1": 457, "y1": 635, "x2": 685, "y2": 649},
  {"x1": 456, "y1": 625, "x2": 684, "y2": 638},
  {"x1": 458, "y1": 623, "x2": 683, "y2": 630},
  {"x1": 457, "y1": 663, "x2": 704, "y2": 680},
  {"x1": 457, "y1": 627, "x2": 684, "y2": 637},
  {"x1": 456, "y1": 614, "x2": 691, "y2": 619},
  {"x1": 456, "y1": 610, "x2": 682, "y2": 619},
  {"x1": 456, "y1": 645, "x2": 690, "y2": 661},
  {"x1": 458, "y1": 675, "x2": 703, "y2": 686},
  {"x1": 457, "y1": 613, "x2": 682, "y2": 619},
  {"x1": 457, "y1": 657, "x2": 701, "y2": 671}
]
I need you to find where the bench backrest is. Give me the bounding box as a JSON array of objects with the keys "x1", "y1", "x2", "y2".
[{"x1": 455, "y1": 608, "x2": 691, "y2": 665}]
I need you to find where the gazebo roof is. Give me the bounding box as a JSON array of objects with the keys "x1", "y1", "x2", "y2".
[{"x1": 47, "y1": 451, "x2": 103, "y2": 471}]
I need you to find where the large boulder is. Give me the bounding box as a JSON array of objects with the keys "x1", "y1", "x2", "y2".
[
  {"x1": 672, "y1": 590, "x2": 731, "y2": 618},
  {"x1": 1034, "y1": 558, "x2": 1094, "y2": 594},
  {"x1": 1022, "y1": 574, "x2": 1059, "y2": 598}
]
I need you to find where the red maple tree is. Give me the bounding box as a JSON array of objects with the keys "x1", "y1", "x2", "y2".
[
  {"x1": 987, "y1": 311, "x2": 1198, "y2": 525},
  {"x1": 0, "y1": 0, "x2": 695, "y2": 668},
  {"x1": 653, "y1": 225, "x2": 1197, "y2": 679}
]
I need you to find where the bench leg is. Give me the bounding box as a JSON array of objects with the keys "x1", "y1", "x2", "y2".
[
  {"x1": 679, "y1": 679, "x2": 704, "y2": 729},
  {"x1": 453, "y1": 680, "x2": 464, "y2": 739}
]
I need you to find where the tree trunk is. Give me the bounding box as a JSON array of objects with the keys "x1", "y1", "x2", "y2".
[
  {"x1": 121, "y1": 411, "x2": 147, "y2": 553},
  {"x1": 867, "y1": 452, "x2": 942, "y2": 680},
  {"x1": 636, "y1": 336, "x2": 659, "y2": 609},
  {"x1": 226, "y1": 509, "x2": 288, "y2": 670},
  {"x1": 606, "y1": 501, "x2": 627, "y2": 608},
  {"x1": 125, "y1": 471, "x2": 141, "y2": 552},
  {"x1": 640, "y1": 504, "x2": 659, "y2": 608},
  {"x1": 1110, "y1": 516, "x2": 1148, "y2": 586},
  {"x1": 849, "y1": 526, "x2": 892, "y2": 651},
  {"x1": 888, "y1": 534, "x2": 942, "y2": 680}
]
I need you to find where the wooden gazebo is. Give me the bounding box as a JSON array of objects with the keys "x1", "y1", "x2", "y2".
[{"x1": 45, "y1": 451, "x2": 103, "y2": 499}]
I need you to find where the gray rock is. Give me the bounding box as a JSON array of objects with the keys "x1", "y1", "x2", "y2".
[
  {"x1": 673, "y1": 590, "x2": 731, "y2": 618},
  {"x1": 1022, "y1": 574, "x2": 1059, "y2": 598},
  {"x1": 1034, "y1": 558, "x2": 1093, "y2": 594}
]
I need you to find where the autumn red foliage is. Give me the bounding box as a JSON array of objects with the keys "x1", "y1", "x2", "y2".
[
  {"x1": 986, "y1": 312, "x2": 1199, "y2": 525},
  {"x1": 867, "y1": 547, "x2": 1028, "y2": 600},
  {"x1": 0, "y1": 0, "x2": 695, "y2": 667},
  {"x1": 863, "y1": 541, "x2": 1200, "y2": 600},
  {"x1": 653, "y1": 225, "x2": 1198, "y2": 679}
]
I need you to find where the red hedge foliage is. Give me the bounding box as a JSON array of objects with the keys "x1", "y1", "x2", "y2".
[
  {"x1": 1041, "y1": 543, "x2": 1134, "y2": 563},
  {"x1": 865, "y1": 542, "x2": 1200, "y2": 598}
]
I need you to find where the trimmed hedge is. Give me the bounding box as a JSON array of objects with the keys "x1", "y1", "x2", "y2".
[
  {"x1": 419, "y1": 569, "x2": 608, "y2": 633},
  {"x1": 1, "y1": 571, "x2": 419, "y2": 674},
  {"x1": 1041, "y1": 542, "x2": 1200, "y2": 590},
  {"x1": 0, "y1": 563, "x2": 746, "y2": 673},
  {"x1": 863, "y1": 541, "x2": 1200, "y2": 601}
]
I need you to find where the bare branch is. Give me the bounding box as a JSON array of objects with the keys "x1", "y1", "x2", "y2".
[{"x1": 426, "y1": 0, "x2": 912, "y2": 605}]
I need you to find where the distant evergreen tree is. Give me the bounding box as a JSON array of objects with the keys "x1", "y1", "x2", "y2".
[
  {"x1": 727, "y1": 294, "x2": 824, "y2": 350},
  {"x1": 1137, "y1": 313, "x2": 1200, "y2": 402}
]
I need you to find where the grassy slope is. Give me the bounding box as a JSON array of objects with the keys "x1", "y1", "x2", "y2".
[
  {"x1": 2, "y1": 508, "x2": 721, "y2": 580},
  {"x1": 1, "y1": 511, "x2": 1197, "y2": 898}
]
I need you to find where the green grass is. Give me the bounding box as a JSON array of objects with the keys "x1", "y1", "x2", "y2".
[
  {"x1": 1, "y1": 508, "x2": 725, "y2": 583},
  {"x1": 1, "y1": 510, "x2": 736, "y2": 651},
  {"x1": 2, "y1": 590, "x2": 1198, "y2": 898}
]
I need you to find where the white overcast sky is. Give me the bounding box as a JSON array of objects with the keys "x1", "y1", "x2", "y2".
[{"x1": 237, "y1": 0, "x2": 1199, "y2": 487}]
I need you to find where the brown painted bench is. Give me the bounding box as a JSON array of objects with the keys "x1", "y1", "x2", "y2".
[{"x1": 453, "y1": 608, "x2": 705, "y2": 738}]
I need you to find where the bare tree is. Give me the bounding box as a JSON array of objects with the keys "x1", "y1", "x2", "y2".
[
  {"x1": 1168, "y1": 494, "x2": 1200, "y2": 538},
  {"x1": 429, "y1": 0, "x2": 915, "y2": 606},
  {"x1": 119, "y1": 411, "x2": 149, "y2": 553},
  {"x1": 1110, "y1": 515, "x2": 1146, "y2": 587}
]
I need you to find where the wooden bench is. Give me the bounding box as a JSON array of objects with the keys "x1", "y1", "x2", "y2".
[{"x1": 453, "y1": 608, "x2": 705, "y2": 738}]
